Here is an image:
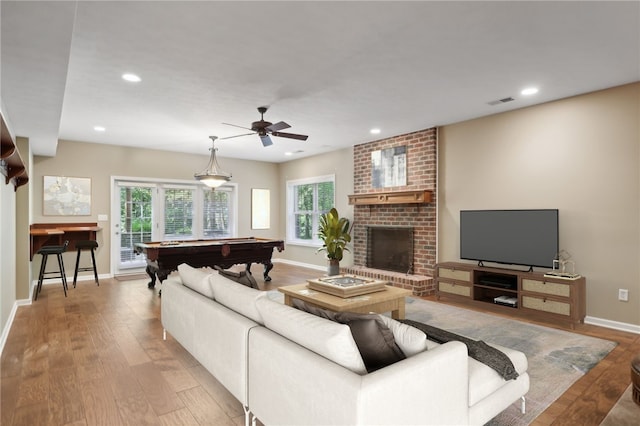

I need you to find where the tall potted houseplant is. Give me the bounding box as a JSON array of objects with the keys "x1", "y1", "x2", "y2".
[{"x1": 317, "y1": 208, "x2": 351, "y2": 276}]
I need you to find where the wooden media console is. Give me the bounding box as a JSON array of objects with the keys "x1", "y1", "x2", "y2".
[{"x1": 435, "y1": 261, "x2": 586, "y2": 328}]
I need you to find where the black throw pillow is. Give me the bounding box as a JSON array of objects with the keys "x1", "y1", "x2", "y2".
[
  {"x1": 214, "y1": 266, "x2": 259, "y2": 289},
  {"x1": 292, "y1": 299, "x2": 406, "y2": 372}
]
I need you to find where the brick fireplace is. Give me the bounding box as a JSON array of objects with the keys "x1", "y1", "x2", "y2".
[
  {"x1": 366, "y1": 226, "x2": 414, "y2": 273},
  {"x1": 342, "y1": 127, "x2": 437, "y2": 296}
]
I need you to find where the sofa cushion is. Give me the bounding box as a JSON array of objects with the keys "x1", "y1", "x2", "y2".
[
  {"x1": 178, "y1": 263, "x2": 214, "y2": 299},
  {"x1": 292, "y1": 300, "x2": 405, "y2": 372},
  {"x1": 255, "y1": 297, "x2": 367, "y2": 375},
  {"x1": 378, "y1": 315, "x2": 429, "y2": 357},
  {"x1": 342, "y1": 314, "x2": 406, "y2": 372},
  {"x1": 209, "y1": 273, "x2": 265, "y2": 323},
  {"x1": 214, "y1": 265, "x2": 259, "y2": 289}
]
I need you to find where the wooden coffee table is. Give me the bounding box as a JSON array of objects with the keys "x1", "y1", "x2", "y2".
[{"x1": 278, "y1": 283, "x2": 412, "y2": 319}]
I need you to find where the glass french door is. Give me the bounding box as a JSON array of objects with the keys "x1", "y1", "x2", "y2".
[{"x1": 114, "y1": 182, "x2": 156, "y2": 274}]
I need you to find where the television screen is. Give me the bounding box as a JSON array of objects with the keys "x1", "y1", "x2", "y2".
[{"x1": 460, "y1": 209, "x2": 559, "y2": 268}]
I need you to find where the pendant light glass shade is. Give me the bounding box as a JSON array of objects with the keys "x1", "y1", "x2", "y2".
[{"x1": 194, "y1": 136, "x2": 232, "y2": 188}]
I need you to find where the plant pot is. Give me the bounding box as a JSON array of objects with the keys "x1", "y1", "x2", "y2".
[{"x1": 327, "y1": 259, "x2": 340, "y2": 276}]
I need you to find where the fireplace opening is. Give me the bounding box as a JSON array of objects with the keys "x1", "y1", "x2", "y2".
[{"x1": 366, "y1": 226, "x2": 414, "y2": 274}]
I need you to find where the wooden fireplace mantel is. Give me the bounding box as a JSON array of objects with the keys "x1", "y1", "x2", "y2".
[{"x1": 348, "y1": 190, "x2": 433, "y2": 206}]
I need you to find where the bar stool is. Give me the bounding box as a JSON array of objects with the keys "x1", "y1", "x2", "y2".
[
  {"x1": 73, "y1": 240, "x2": 99, "y2": 288},
  {"x1": 34, "y1": 240, "x2": 69, "y2": 300}
]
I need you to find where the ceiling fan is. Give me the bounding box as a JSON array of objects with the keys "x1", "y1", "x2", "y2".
[{"x1": 221, "y1": 106, "x2": 309, "y2": 147}]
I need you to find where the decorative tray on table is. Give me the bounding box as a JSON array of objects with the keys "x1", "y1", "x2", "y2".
[{"x1": 306, "y1": 274, "x2": 388, "y2": 298}]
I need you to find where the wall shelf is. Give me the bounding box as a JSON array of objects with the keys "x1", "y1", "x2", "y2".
[
  {"x1": 348, "y1": 190, "x2": 433, "y2": 206},
  {"x1": 1, "y1": 113, "x2": 28, "y2": 190}
]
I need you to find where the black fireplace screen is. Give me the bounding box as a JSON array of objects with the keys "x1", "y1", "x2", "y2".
[{"x1": 366, "y1": 226, "x2": 414, "y2": 274}]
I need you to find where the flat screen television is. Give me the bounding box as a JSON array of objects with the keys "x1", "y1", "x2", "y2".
[{"x1": 460, "y1": 209, "x2": 559, "y2": 269}]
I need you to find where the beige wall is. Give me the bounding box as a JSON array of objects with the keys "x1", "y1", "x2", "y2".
[
  {"x1": 29, "y1": 140, "x2": 281, "y2": 290},
  {"x1": 438, "y1": 82, "x2": 640, "y2": 326},
  {"x1": 277, "y1": 147, "x2": 354, "y2": 269},
  {"x1": 1, "y1": 159, "x2": 17, "y2": 333},
  {"x1": 15, "y1": 138, "x2": 32, "y2": 300}
]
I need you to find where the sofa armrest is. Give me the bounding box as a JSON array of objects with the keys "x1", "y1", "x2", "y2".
[
  {"x1": 161, "y1": 278, "x2": 196, "y2": 351},
  {"x1": 358, "y1": 340, "x2": 470, "y2": 425}
]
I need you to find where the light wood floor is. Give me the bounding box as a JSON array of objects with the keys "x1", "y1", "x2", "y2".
[{"x1": 1, "y1": 263, "x2": 638, "y2": 425}]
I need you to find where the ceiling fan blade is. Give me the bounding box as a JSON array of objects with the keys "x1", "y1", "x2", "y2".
[
  {"x1": 222, "y1": 122, "x2": 252, "y2": 131},
  {"x1": 271, "y1": 131, "x2": 309, "y2": 141},
  {"x1": 219, "y1": 132, "x2": 256, "y2": 140},
  {"x1": 260, "y1": 134, "x2": 273, "y2": 147},
  {"x1": 266, "y1": 121, "x2": 290, "y2": 132}
]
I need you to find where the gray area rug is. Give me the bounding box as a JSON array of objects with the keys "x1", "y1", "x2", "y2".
[{"x1": 268, "y1": 291, "x2": 617, "y2": 425}]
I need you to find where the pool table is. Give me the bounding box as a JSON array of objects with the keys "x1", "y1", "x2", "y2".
[{"x1": 134, "y1": 237, "x2": 284, "y2": 288}]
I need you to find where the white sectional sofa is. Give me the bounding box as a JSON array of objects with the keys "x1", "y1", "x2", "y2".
[{"x1": 161, "y1": 264, "x2": 530, "y2": 426}]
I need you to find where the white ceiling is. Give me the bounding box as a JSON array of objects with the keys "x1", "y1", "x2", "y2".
[{"x1": 1, "y1": 1, "x2": 639, "y2": 163}]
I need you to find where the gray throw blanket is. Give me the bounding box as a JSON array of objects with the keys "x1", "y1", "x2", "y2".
[{"x1": 399, "y1": 319, "x2": 519, "y2": 381}]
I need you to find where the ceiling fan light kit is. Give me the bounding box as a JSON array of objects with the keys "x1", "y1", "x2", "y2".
[
  {"x1": 194, "y1": 136, "x2": 232, "y2": 189},
  {"x1": 221, "y1": 106, "x2": 308, "y2": 146}
]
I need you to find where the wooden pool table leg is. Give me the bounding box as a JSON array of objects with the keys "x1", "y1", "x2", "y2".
[
  {"x1": 246, "y1": 261, "x2": 274, "y2": 282},
  {"x1": 263, "y1": 261, "x2": 274, "y2": 281},
  {"x1": 145, "y1": 265, "x2": 157, "y2": 289}
]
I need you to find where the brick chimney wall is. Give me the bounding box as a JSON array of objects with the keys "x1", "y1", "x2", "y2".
[{"x1": 350, "y1": 127, "x2": 437, "y2": 295}]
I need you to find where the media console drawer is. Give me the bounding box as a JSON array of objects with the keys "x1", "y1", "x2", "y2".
[
  {"x1": 522, "y1": 278, "x2": 570, "y2": 297},
  {"x1": 438, "y1": 282, "x2": 471, "y2": 297},
  {"x1": 438, "y1": 267, "x2": 471, "y2": 282},
  {"x1": 522, "y1": 295, "x2": 571, "y2": 316}
]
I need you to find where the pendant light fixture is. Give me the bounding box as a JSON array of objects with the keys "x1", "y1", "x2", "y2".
[{"x1": 194, "y1": 136, "x2": 232, "y2": 189}]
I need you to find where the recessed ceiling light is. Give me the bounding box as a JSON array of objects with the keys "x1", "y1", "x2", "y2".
[
  {"x1": 370, "y1": 128, "x2": 381, "y2": 135},
  {"x1": 521, "y1": 87, "x2": 538, "y2": 96},
  {"x1": 122, "y1": 73, "x2": 141, "y2": 83},
  {"x1": 93, "y1": 126, "x2": 106, "y2": 132},
  {"x1": 284, "y1": 152, "x2": 293, "y2": 156}
]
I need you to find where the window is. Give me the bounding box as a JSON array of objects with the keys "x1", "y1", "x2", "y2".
[
  {"x1": 286, "y1": 175, "x2": 335, "y2": 246},
  {"x1": 164, "y1": 187, "x2": 195, "y2": 240},
  {"x1": 203, "y1": 187, "x2": 233, "y2": 238},
  {"x1": 160, "y1": 185, "x2": 235, "y2": 240}
]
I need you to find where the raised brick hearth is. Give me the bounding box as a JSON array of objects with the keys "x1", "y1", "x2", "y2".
[
  {"x1": 349, "y1": 127, "x2": 437, "y2": 296},
  {"x1": 341, "y1": 265, "x2": 433, "y2": 296}
]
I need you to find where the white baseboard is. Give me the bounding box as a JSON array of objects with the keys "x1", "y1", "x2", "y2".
[
  {"x1": 0, "y1": 302, "x2": 18, "y2": 355},
  {"x1": 0, "y1": 297, "x2": 31, "y2": 355},
  {"x1": 272, "y1": 258, "x2": 326, "y2": 272},
  {"x1": 584, "y1": 316, "x2": 640, "y2": 335},
  {"x1": 30, "y1": 273, "x2": 111, "y2": 289}
]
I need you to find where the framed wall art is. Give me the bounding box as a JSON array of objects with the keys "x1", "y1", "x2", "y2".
[
  {"x1": 43, "y1": 176, "x2": 92, "y2": 216},
  {"x1": 371, "y1": 146, "x2": 407, "y2": 188},
  {"x1": 251, "y1": 188, "x2": 270, "y2": 229}
]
